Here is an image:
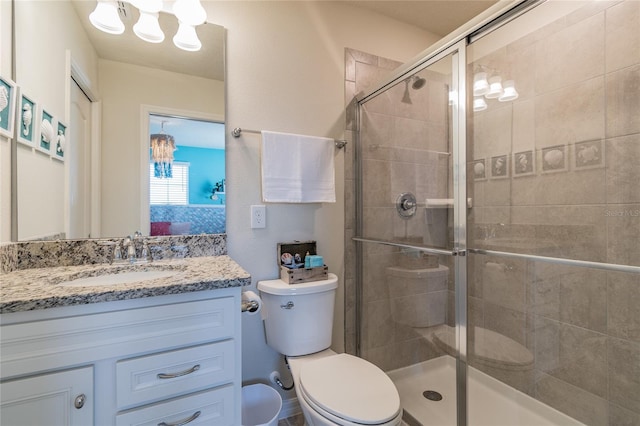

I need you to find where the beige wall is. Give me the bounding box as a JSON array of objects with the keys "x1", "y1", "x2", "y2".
[
  {"x1": 98, "y1": 60, "x2": 223, "y2": 237},
  {"x1": 207, "y1": 1, "x2": 440, "y2": 394},
  {"x1": 12, "y1": 0, "x2": 99, "y2": 240},
  {"x1": 0, "y1": 0, "x2": 13, "y2": 242},
  {"x1": 2, "y1": 0, "x2": 441, "y2": 402}
]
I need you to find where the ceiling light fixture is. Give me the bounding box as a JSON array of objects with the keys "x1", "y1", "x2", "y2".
[
  {"x1": 485, "y1": 76, "x2": 504, "y2": 99},
  {"x1": 498, "y1": 80, "x2": 519, "y2": 102},
  {"x1": 131, "y1": 0, "x2": 164, "y2": 43},
  {"x1": 173, "y1": 21, "x2": 202, "y2": 52},
  {"x1": 173, "y1": 0, "x2": 207, "y2": 26},
  {"x1": 89, "y1": 0, "x2": 125, "y2": 35},
  {"x1": 89, "y1": 0, "x2": 207, "y2": 51},
  {"x1": 134, "y1": 11, "x2": 164, "y2": 43},
  {"x1": 473, "y1": 72, "x2": 489, "y2": 97},
  {"x1": 473, "y1": 97, "x2": 488, "y2": 112}
]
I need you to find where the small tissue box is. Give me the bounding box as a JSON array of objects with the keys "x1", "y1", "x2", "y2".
[{"x1": 305, "y1": 255, "x2": 324, "y2": 268}]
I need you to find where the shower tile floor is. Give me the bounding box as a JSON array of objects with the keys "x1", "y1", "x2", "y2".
[{"x1": 388, "y1": 356, "x2": 584, "y2": 426}]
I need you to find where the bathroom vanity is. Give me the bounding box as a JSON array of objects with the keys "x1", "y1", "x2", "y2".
[{"x1": 0, "y1": 255, "x2": 250, "y2": 426}]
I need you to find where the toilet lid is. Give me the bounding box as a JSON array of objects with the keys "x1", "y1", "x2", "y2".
[{"x1": 299, "y1": 354, "x2": 401, "y2": 425}]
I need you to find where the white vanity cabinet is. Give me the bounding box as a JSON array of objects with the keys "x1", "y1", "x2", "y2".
[{"x1": 0, "y1": 288, "x2": 242, "y2": 426}]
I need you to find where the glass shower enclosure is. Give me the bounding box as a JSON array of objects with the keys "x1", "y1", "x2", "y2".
[{"x1": 352, "y1": 1, "x2": 640, "y2": 425}]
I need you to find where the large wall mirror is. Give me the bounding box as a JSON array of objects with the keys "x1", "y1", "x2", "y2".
[{"x1": 12, "y1": 0, "x2": 225, "y2": 241}]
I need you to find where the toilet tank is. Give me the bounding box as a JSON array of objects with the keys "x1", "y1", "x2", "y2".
[{"x1": 257, "y1": 273, "x2": 338, "y2": 356}]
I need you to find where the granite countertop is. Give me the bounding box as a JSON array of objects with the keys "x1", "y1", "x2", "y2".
[{"x1": 0, "y1": 255, "x2": 251, "y2": 314}]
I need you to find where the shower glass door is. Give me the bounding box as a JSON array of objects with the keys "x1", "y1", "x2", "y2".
[
  {"x1": 355, "y1": 42, "x2": 468, "y2": 425},
  {"x1": 466, "y1": 1, "x2": 640, "y2": 425}
]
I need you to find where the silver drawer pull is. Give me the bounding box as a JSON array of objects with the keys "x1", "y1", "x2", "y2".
[
  {"x1": 157, "y1": 364, "x2": 200, "y2": 379},
  {"x1": 158, "y1": 410, "x2": 201, "y2": 426},
  {"x1": 280, "y1": 301, "x2": 294, "y2": 309}
]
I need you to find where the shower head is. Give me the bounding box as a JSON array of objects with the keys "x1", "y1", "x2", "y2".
[
  {"x1": 401, "y1": 75, "x2": 426, "y2": 104},
  {"x1": 412, "y1": 75, "x2": 426, "y2": 90}
]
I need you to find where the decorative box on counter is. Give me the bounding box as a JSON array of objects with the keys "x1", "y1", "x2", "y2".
[{"x1": 278, "y1": 240, "x2": 328, "y2": 284}]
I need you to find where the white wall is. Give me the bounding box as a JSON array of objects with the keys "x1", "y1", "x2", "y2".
[
  {"x1": 98, "y1": 60, "x2": 224, "y2": 237},
  {"x1": 2, "y1": 0, "x2": 440, "y2": 402},
  {"x1": 0, "y1": 0, "x2": 12, "y2": 242},
  {"x1": 206, "y1": 1, "x2": 440, "y2": 396},
  {"x1": 13, "y1": 0, "x2": 98, "y2": 240}
]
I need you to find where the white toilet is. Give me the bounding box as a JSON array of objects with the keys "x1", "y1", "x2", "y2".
[{"x1": 257, "y1": 273, "x2": 402, "y2": 426}]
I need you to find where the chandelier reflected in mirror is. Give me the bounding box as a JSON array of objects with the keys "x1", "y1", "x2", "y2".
[{"x1": 150, "y1": 127, "x2": 176, "y2": 179}]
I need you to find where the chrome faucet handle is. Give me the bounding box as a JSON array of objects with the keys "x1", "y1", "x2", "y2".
[
  {"x1": 140, "y1": 238, "x2": 162, "y2": 263},
  {"x1": 123, "y1": 236, "x2": 136, "y2": 263},
  {"x1": 141, "y1": 241, "x2": 150, "y2": 262},
  {"x1": 114, "y1": 240, "x2": 124, "y2": 262}
]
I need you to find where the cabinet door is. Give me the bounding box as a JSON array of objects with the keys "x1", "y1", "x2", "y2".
[{"x1": 1, "y1": 366, "x2": 93, "y2": 426}]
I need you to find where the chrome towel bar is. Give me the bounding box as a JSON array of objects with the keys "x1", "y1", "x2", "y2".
[{"x1": 231, "y1": 127, "x2": 347, "y2": 149}]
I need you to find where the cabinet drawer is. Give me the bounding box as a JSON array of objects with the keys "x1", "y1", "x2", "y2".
[
  {"x1": 116, "y1": 384, "x2": 235, "y2": 426},
  {"x1": 117, "y1": 340, "x2": 235, "y2": 409},
  {"x1": 2, "y1": 296, "x2": 236, "y2": 379}
]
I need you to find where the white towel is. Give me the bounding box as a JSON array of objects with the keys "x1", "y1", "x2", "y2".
[{"x1": 261, "y1": 131, "x2": 336, "y2": 203}]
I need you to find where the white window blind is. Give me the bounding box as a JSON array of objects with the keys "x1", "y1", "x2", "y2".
[{"x1": 149, "y1": 162, "x2": 189, "y2": 205}]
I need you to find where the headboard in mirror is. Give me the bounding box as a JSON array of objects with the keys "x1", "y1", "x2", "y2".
[{"x1": 13, "y1": 0, "x2": 225, "y2": 241}]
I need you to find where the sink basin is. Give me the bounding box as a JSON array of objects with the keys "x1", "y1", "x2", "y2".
[{"x1": 59, "y1": 270, "x2": 178, "y2": 288}]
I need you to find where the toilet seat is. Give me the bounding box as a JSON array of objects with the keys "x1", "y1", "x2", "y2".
[{"x1": 299, "y1": 354, "x2": 401, "y2": 425}]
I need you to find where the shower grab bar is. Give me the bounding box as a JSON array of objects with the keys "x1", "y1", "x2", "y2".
[{"x1": 231, "y1": 127, "x2": 348, "y2": 149}]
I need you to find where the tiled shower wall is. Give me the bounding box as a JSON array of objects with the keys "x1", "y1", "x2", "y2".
[
  {"x1": 343, "y1": 48, "x2": 454, "y2": 369},
  {"x1": 467, "y1": 2, "x2": 640, "y2": 424},
  {"x1": 345, "y1": 1, "x2": 639, "y2": 425}
]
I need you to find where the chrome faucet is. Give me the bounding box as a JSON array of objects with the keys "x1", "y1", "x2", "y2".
[
  {"x1": 121, "y1": 231, "x2": 142, "y2": 263},
  {"x1": 98, "y1": 239, "x2": 126, "y2": 264},
  {"x1": 121, "y1": 232, "x2": 157, "y2": 264}
]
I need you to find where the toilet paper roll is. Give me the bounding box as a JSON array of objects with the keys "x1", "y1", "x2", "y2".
[{"x1": 241, "y1": 290, "x2": 263, "y2": 318}]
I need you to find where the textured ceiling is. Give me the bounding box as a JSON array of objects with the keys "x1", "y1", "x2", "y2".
[{"x1": 344, "y1": 0, "x2": 499, "y2": 36}]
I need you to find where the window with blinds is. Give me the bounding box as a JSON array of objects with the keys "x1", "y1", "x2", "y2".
[{"x1": 149, "y1": 162, "x2": 189, "y2": 205}]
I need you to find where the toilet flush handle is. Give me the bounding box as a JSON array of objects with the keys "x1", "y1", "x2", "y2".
[{"x1": 280, "y1": 301, "x2": 294, "y2": 309}]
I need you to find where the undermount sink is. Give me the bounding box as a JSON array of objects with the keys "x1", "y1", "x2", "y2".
[{"x1": 59, "y1": 270, "x2": 178, "y2": 288}]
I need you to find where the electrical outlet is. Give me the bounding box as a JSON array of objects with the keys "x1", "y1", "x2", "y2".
[{"x1": 251, "y1": 205, "x2": 266, "y2": 228}]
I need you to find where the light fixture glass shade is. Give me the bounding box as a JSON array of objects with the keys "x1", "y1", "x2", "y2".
[
  {"x1": 473, "y1": 72, "x2": 489, "y2": 96},
  {"x1": 173, "y1": 0, "x2": 207, "y2": 26},
  {"x1": 498, "y1": 80, "x2": 519, "y2": 102},
  {"x1": 485, "y1": 76, "x2": 504, "y2": 99},
  {"x1": 89, "y1": 0, "x2": 124, "y2": 35},
  {"x1": 173, "y1": 21, "x2": 202, "y2": 51},
  {"x1": 134, "y1": 11, "x2": 165, "y2": 43},
  {"x1": 473, "y1": 97, "x2": 488, "y2": 112}
]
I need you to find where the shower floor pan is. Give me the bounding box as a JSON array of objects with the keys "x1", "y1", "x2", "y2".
[{"x1": 388, "y1": 356, "x2": 584, "y2": 426}]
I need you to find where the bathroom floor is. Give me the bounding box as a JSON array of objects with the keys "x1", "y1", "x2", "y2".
[{"x1": 278, "y1": 413, "x2": 305, "y2": 425}]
